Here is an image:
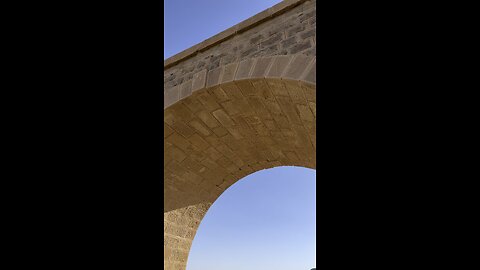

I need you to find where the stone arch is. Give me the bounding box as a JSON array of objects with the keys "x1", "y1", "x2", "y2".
[
  {"x1": 187, "y1": 166, "x2": 315, "y2": 269},
  {"x1": 164, "y1": 55, "x2": 316, "y2": 270}
]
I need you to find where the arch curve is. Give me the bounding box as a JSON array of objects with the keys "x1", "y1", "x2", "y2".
[
  {"x1": 164, "y1": 55, "x2": 316, "y2": 109},
  {"x1": 164, "y1": 59, "x2": 316, "y2": 269}
]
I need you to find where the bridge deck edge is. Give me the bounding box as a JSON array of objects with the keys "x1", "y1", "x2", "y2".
[{"x1": 163, "y1": 0, "x2": 309, "y2": 70}]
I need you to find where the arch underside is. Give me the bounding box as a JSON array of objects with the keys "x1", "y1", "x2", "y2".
[{"x1": 164, "y1": 77, "x2": 316, "y2": 270}]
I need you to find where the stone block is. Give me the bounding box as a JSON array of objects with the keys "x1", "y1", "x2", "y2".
[
  {"x1": 162, "y1": 1, "x2": 317, "y2": 269},
  {"x1": 250, "y1": 57, "x2": 273, "y2": 78},
  {"x1": 301, "y1": 57, "x2": 316, "y2": 84},
  {"x1": 220, "y1": 62, "x2": 238, "y2": 83},
  {"x1": 192, "y1": 69, "x2": 207, "y2": 92},
  {"x1": 164, "y1": 85, "x2": 179, "y2": 108},
  {"x1": 266, "y1": 55, "x2": 293, "y2": 78},
  {"x1": 283, "y1": 54, "x2": 313, "y2": 80},
  {"x1": 289, "y1": 39, "x2": 312, "y2": 54},
  {"x1": 235, "y1": 58, "x2": 256, "y2": 80},
  {"x1": 206, "y1": 67, "x2": 222, "y2": 88},
  {"x1": 179, "y1": 80, "x2": 193, "y2": 100},
  {"x1": 212, "y1": 109, "x2": 235, "y2": 127}
]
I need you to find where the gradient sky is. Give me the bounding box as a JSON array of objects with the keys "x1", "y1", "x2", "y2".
[
  {"x1": 164, "y1": 1, "x2": 316, "y2": 269},
  {"x1": 164, "y1": 0, "x2": 283, "y2": 59},
  {"x1": 187, "y1": 167, "x2": 316, "y2": 270}
]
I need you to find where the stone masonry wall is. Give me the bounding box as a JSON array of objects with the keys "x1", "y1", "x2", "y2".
[
  {"x1": 164, "y1": 0, "x2": 316, "y2": 90},
  {"x1": 164, "y1": 1, "x2": 316, "y2": 269}
]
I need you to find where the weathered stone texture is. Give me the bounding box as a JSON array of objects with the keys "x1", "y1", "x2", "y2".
[
  {"x1": 164, "y1": 1, "x2": 316, "y2": 270},
  {"x1": 164, "y1": 80, "x2": 316, "y2": 270},
  {"x1": 164, "y1": 0, "x2": 316, "y2": 90}
]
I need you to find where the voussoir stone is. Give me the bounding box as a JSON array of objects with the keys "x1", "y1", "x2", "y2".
[{"x1": 164, "y1": 1, "x2": 316, "y2": 269}]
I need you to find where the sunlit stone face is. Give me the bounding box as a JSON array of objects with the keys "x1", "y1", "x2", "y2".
[{"x1": 164, "y1": 1, "x2": 316, "y2": 269}]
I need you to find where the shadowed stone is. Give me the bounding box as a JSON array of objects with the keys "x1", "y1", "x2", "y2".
[
  {"x1": 283, "y1": 54, "x2": 313, "y2": 80},
  {"x1": 267, "y1": 55, "x2": 293, "y2": 78},
  {"x1": 192, "y1": 69, "x2": 207, "y2": 92},
  {"x1": 220, "y1": 62, "x2": 239, "y2": 83},
  {"x1": 165, "y1": 85, "x2": 179, "y2": 108},
  {"x1": 251, "y1": 57, "x2": 274, "y2": 78},
  {"x1": 206, "y1": 67, "x2": 222, "y2": 88},
  {"x1": 163, "y1": 1, "x2": 316, "y2": 269},
  {"x1": 235, "y1": 58, "x2": 256, "y2": 80},
  {"x1": 179, "y1": 80, "x2": 192, "y2": 100},
  {"x1": 301, "y1": 58, "x2": 316, "y2": 84}
]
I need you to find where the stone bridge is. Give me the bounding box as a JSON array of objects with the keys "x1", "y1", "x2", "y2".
[{"x1": 164, "y1": 0, "x2": 316, "y2": 269}]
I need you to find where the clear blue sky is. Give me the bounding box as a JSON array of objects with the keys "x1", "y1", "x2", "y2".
[
  {"x1": 164, "y1": 0, "x2": 284, "y2": 59},
  {"x1": 187, "y1": 167, "x2": 316, "y2": 270},
  {"x1": 165, "y1": 1, "x2": 316, "y2": 269}
]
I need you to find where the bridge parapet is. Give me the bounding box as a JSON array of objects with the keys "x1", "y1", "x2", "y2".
[
  {"x1": 163, "y1": 1, "x2": 316, "y2": 269},
  {"x1": 164, "y1": 54, "x2": 316, "y2": 109},
  {"x1": 164, "y1": 0, "x2": 316, "y2": 98}
]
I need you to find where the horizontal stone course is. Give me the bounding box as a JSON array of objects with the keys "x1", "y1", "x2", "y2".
[
  {"x1": 164, "y1": 77, "x2": 316, "y2": 270},
  {"x1": 164, "y1": 0, "x2": 311, "y2": 69},
  {"x1": 164, "y1": 1, "x2": 316, "y2": 269},
  {"x1": 164, "y1": 54, "x2": 316, "y2": 109},
  {"x1": 164, "y1": 0, "x2": 315, "y2": 91}
]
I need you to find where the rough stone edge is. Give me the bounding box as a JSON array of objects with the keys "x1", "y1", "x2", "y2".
[
  {"x1": 164, "y1": 0, "x2": 308, "y2": 69},
  {"x1": 164, "y1": 55, "x2": 316, "y2": 110}
]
